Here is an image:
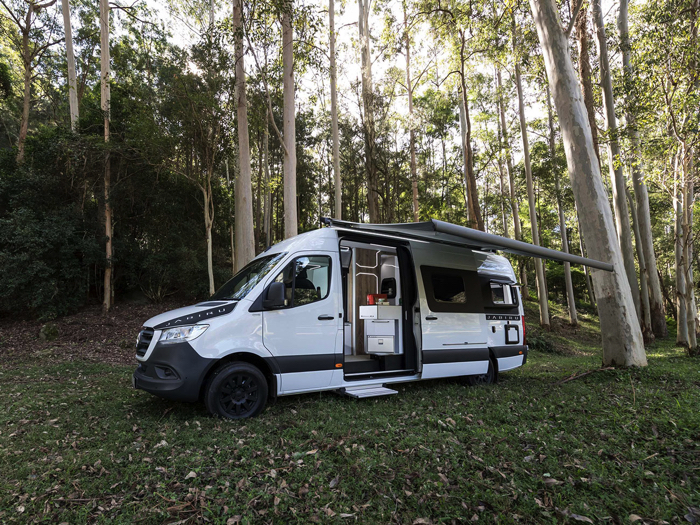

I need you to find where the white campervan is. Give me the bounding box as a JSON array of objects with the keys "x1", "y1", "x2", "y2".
[{"x1": 133, "y1": 219, "x2": 611, "y2": 419}]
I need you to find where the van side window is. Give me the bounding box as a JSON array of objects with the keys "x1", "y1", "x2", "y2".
[
  {"x1": 273, "y1": 256, "x2": 331, "y2": 308},
  {"x1": 432, "y1": 274, "x2": 466, "y2": 303},
  {"x1": 421, "y1": 266, "x2": 483, "y2": 313}
]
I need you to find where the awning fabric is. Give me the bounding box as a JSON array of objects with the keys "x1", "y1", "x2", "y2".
[{"x1": 321, "y1": 218, "x2": 613, "y2": 272}]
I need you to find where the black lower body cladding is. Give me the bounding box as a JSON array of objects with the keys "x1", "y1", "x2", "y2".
[
  {"x1": 490, "y1": 345, "x2": 528, "y2": 364},
  {"x1": 133, "y1": 341, "x2": 216, "y2": 402}
]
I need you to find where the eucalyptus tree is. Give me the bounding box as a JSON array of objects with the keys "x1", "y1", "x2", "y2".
[
  {"x1": 282, "y1": 0, "x2": 296, "y2": 237},
  {"x1": 60, "y1": 0, "x2": 78, "y2": 128},
  {"x1": 617, "y1": 0, "x2": 667, "y2": 338},
  {"x1": 329, "y1": 0, "x2": 341, "y2": 218},
  {"x1": 100, "y1": 0, "x2": 112, "y2": 310},
  {"x1": 633, "y1": 0, "x2": 698, "y2": 351},
  {"x1": 421, "y1": 0, "x2": 486, "y2": 230},
  {"x1": 232, "y1": 0, "x2": 255, "y2": 271},
  {"x1": 512, "y1": 13, "x2": 549, "y2": 328},
  {"x1": 528, "y1": 0, "x2": 646, "y2": 366},
  {"x1": 358, "y1": 0, "x2": 379, "y2": 222},
  {"x1": 591, "y1": 0, "x2": 646, "y2": 339},
  {"x1": 546, "y1": 84, "x2": 576, "y2": 325},
  {"x1": 0, "y1": 0, "x2": 62, "y2": 162}
]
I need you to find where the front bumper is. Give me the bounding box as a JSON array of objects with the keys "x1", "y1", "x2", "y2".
[{"x1": 133, "y1": 341, "x2": 216, "y2": 402}]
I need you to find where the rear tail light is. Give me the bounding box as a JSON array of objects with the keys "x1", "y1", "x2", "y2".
[{"x1": 521, "y1": 315, "x2": 526, "y2": 346}]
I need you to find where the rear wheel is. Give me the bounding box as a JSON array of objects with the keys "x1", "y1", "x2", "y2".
[
  {"x1": 466, "y1": 358, "x2": 496, "y2": 386},
  {"x1": 204, "y1": 362, "x2": 268, "y2": 419}
]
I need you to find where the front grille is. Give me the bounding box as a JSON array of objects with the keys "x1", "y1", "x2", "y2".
[{"x1": 136, "y1": 328, "x2": 154, "y2": 357}]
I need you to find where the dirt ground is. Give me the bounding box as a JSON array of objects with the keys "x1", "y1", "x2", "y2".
[{"x1": 0, "y1": 300, "x2": 186, "y2": 367}]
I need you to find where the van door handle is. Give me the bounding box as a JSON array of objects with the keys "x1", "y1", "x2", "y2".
[
  {"x1": 425, "y1": 316, "x2": 438, "y2": 320},
  {"x1": 318, "y1": 315, "x2": 335, "y2": 321}
]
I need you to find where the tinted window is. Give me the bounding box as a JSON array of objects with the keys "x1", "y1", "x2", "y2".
[
  {"x1": 489, "y1": 282, "x2": 517, "y2": 306},
  {"x1": 432, "y1": 274, "x2": 466, "y2": 303},
  {"x1": 212, "y1": 253, "x2": 286, "y2": 300},
  {"x1": 421, "y1": 266, "x2": 483, "y2": 313},
  {"x1": 273, "y1": 256, "x2": 331, "y2": 307}
]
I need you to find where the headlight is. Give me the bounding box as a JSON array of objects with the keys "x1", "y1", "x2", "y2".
[{"x1": 159, "y1": 325, "x2": 209, "y2": 344}]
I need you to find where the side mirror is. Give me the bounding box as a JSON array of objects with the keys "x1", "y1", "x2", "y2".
[{"x1": 262, "y1": 282, "x2": 286, "y2": 309}]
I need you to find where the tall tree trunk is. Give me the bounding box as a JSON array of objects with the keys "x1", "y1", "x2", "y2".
[
  {"x1": 100, "y1": 0, "x2": 112, "y2": 312},
  {"x1": 591, "y1": 0, "x2": 643, "y2": 326},
  {"x1": 61, "y1": 0, "x2": 79, "y2": 129},
  {"x1": 514, "y1": 20, "x2": 549, "y2": 328},
  {"x1": 576, "y1": 205, "x2": 597, "y2": 307},
  {"x1": 458, "y1": 61, "x2": 484, "y2": 231},
  {"x1": 329, "y1": 0, "x2": 342, "y2": 219},
  {"x1": 627, "y1": 189, "x2": 653, "y2": 342},
  {"x1": 681, "y1": 151, "x2": 697, "y2": 350},
  {"x1": 358, "y1": 0, "x2": 379, "y2": 222},
  {"x1": 675, "y1": 152, "x2": 689, "y2": 346},
  {"x1": 618, "y1": 0, "x2": 668, "y2": 338},
  {"x1": 17, "y1": 5, "x2": 35, "y2": 163},
  {"x1": 458, "y1": 94, "x2": 471, "y2": 226},
  {"x1": 233, "y1": 0, "x2": 255, "y2": 270},
  {"x1": 282, "y1": 4, "x2": 298, "y2": 237},
  {"x1": 225, "y1": 159, "x2": 235, "y2": 274},
  {"x1": 574, "y1": 5, "x2": 601, "y2": 164},
  {"x1": 547, "y1": 83, "x2": 577, "y2": 325},
  {"x1": 528, "y1": 0, "x2": 647, "y2": 367},
  {"x1": 263, "y1": 113, "x2": 271, "y2": 247},
  {"x1": 496, "y1": 69, "x2": 528, "y2": 298},
  {"x1": 404, "y1": 2, "x2": 419, "y2": 222},
  {"x1": 204, "y1": 186, "x2": 215, "y2": 294}
]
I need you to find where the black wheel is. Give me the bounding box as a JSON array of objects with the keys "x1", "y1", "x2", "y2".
[
  {"x1": 204, "y1": 362, "x2": 268, "y2": 419},
  {"x1": 466, "y1": 358, "x2": 496, "y2": 386}
]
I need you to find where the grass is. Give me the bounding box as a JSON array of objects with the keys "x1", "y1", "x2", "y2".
[{"x1": 0, "y1": 302, "x2": 699, "y2": 524}]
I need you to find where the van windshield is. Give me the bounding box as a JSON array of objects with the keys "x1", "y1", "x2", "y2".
[{"x1": 211, "y1": 253, "x2": 287, "y2": 301}]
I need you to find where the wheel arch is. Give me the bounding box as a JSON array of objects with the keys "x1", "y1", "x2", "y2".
[{"x1": 200, "y1": 352, "x2": 278, "y2": 401}]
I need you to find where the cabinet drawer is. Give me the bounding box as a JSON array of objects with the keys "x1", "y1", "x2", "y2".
[
  {"x1": 367, "y1": 336, "x2": 394, "y2": 354},
  {"x1": 366, "y1": 319, "x2": 395, "y2": 336}
]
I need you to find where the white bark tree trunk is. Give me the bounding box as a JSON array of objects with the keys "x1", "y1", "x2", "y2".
[
  {"x1": 100, "y1": 0, "x2": 112, "y2": 312},
  {"x1": 496, "y1": 68, "x2": 528, "y2": 298},
  {"x1": 617, "y1": 0, "x2": 667, "y2": 338},
  {"x1": 591, "y1": 0, "x2": 643, "y2": 326},
  {"x1": 627, "y1": 188, "x2": 653, "y2": 342},
  {"x1": 514, "y1": 23, "x2": 549, "y2": 328},
  {"x1": 233, "y1": 0, "x2": 255, "y2": 271},
  {"x1": 282, "y1": 5, "x2": 297, "y2": 237},
  {"x1": 546, "y1": 84, "x2": 577, "y2": 325},
  {"x1": 675, "y1": 154, "x2": 689, "y2": 346},
  {"x1": 61, "y1": 0, "x2": 79, "y2": 129},
  {"x1": 329, "y1": 0, "x2": 341, "y2": 219},
  {"x1": 458, "y1": 95, "x2": 471, "y2": 226},
  {"x1": 263, "y1": 113, "x2": 271, "y2": 247},
  {"x1": 528, "y1": 0, "x2": 647, "y2": 367},
  {"x1": 358, "y1": 0, "x2": 378, "y2": 222},
  {"x1": 405, "y1": 3, "x2": 418, "y2": 222}
]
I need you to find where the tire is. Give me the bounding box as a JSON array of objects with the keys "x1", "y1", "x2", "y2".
[
  {"x1": 204, "y1": 362, "x2": 268, "y2": 419},
  {"x1": 465, "y1": 358, "x2": 496, "y2": 386}
]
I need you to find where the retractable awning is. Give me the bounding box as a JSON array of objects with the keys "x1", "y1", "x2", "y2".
[{"x1": 321, "y1": 218, "x2": 613, "y2": 272}]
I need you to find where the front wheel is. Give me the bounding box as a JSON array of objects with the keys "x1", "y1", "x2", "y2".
[
  {"x1": 204, "y1": 362, "x2": 268, "y2": 419},
  {"x1": 465, "y1": 358, "x2": 496, "y2": 386}
]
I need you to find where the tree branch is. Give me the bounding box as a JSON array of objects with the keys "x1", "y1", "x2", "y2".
[{"x1": 565, "y1": 0, "x2": 585, "y2": 38}]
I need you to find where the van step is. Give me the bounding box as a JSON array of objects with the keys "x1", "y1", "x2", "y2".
[{"x1": 341, "y1": 386, "x2": 398, "y2": 399}]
